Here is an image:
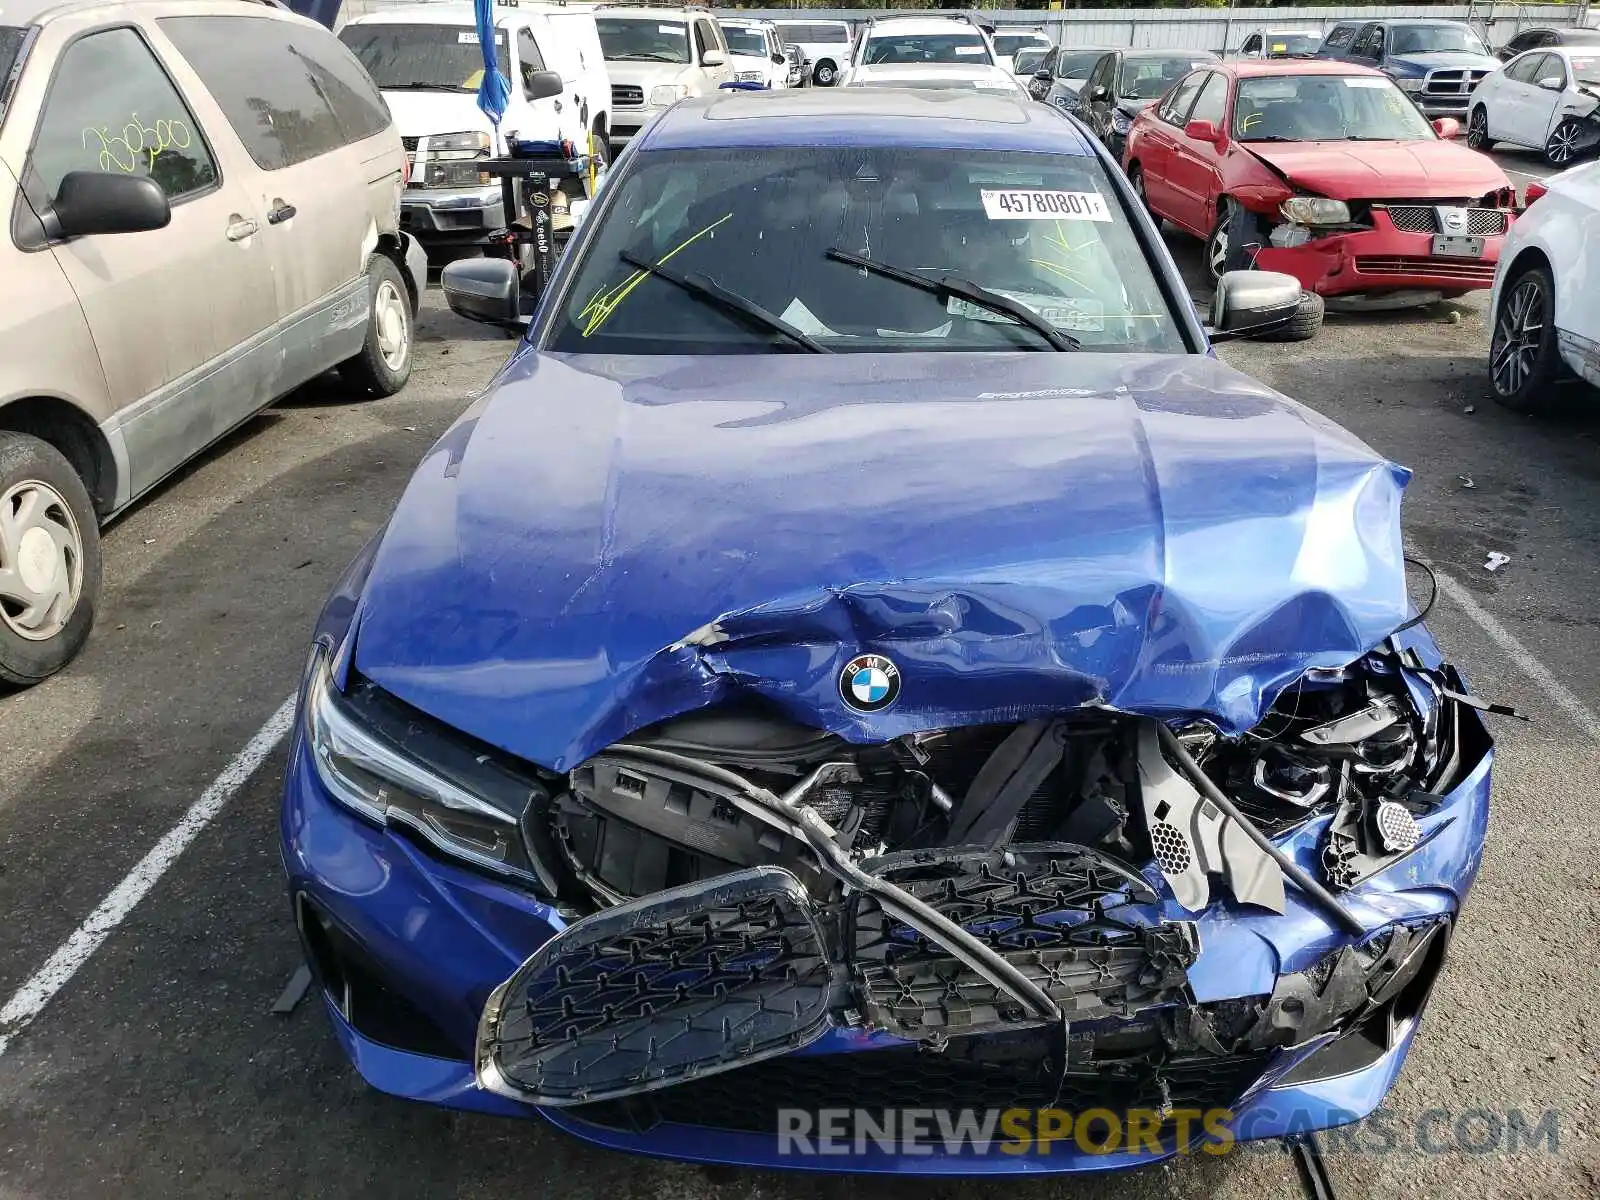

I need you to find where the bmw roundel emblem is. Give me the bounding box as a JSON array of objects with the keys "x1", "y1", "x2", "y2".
[{"x1": 839, "y1": 653, "x2": 901, "y2": 713}]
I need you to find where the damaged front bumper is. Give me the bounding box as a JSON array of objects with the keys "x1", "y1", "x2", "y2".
[
  {"x1": 281, "y1": 636, "x2": 1492, "y2": 1172},
  {"x1": 1254, "y1": 211, "x2": 1508, "y2": 298}
]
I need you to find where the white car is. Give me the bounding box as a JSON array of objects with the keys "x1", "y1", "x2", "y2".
[
  {"x1": 990, "y1": 27, "x2": 1051, "y2": 75},
  {"x1": 1468, "y1": 46, "x2": 1600, "y2": 166},
  {"x1": 595, "y1": 6, "x2": 733, "y2": 143},
  {"x1": 845, "y1": 65, "x2": 1023, "y2": 97},
  {"x1": 718, "y1": 18, "x2": 790, "y2": 89},
  {"x1": 340, "y1": 4, "x2": 611, "y2": 246},
  {"x1": 839, "y1": 16, "x2": 1014, "y2": 92},
  {"x1": 771, "y1": 18, "x2": 854, "y2": 86},
  {"x1": 1487, "y1": 162, "x2": 1600, "y2": 408}
]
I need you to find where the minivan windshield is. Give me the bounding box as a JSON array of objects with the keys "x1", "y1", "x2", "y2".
[
  {"x1": 339, "y1": 24, "x2": 508, "y2": 91},
  {"x1": 722, "y1": 27, "x2": 768, "y2": 57},
  {"x1": 597, "y1": 17, "x2": 689, "y2": 63},
  {"x1": 549, "y1": 146, "x2": 1183, "y2": 355},
  {"x1": 0, "y1": 27, "x2": 24, "y2": 105},
  {"x1": 994, "y1": 33, "x2": 1049, "y2": 58},
  {"x1": 776, "y1": 23, "x2": 849, "y2": 45},
  {"x1": 1389, "y1": 25, "x2": 1488, "y2": 56}
]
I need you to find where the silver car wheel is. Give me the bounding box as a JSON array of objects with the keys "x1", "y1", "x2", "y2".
[
  {"x1": 374, "y1": 279, "x2": 410, "y2": 373},
  {"x1": 0, "y1": 479, "x2": 84, "y2": 642},
  {"x1": 1491, "y1": 276, "x2": 1545, "y2": 396},
  {"x1": 1546, "y1": 119, "x2": 1580, "y2": 165}
]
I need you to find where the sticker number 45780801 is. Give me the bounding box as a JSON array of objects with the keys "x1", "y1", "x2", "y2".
[{"x1": 980, "y1": 189, "x2": 1112, "y2": 222}]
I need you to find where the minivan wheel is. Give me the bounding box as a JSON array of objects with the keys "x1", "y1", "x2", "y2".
[
  {"x1": 0, "y1": 432, "x2": 100, "y2": 687},
  {"x1": 340, "y1": 254, "x2": 414, "y2": 398}
]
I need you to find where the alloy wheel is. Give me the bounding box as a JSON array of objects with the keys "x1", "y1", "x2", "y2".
[
  {"x1": 1491, "y1": 275, "x2": 1546, "y2": 397},
  {"x1": 0, "y1": 479, "x2": 84, "y2": 641},
  {"x1": 1546, "y1": 119, "x2": 1580, "y2": 165},
  {"x1": 1208, "y1": 211, "x2": 1231, "y2": 280},
  {"x1": 1467, "y1": 109, "x2": 1489, "y2": 149}
]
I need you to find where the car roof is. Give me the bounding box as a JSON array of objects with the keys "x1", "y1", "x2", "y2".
[
  {"x1": 1227, "y1": 59, "x2": 1387, "y2": 78},
  {"x1": 1120, "y1": 47, "x2": 1219, "y2": 59},
  {"x1": 4, "y1": 0, "x2": 283, "y2": 26},
  {"x1": 598, "y1": 7, "x2": 696, "y2": 19},
  {"x1": 640, "y1": 88, "x2": 1096, "y2": 155},
  {"x1": 864, "y1": 18, "x2": 983, "y2": 36},
  {"x1": 347, "y1": 3, "x2": 533, "y2": 28},
  {"x1": 1377, "y1": 17, "x2": 1475, "y2": 26}
]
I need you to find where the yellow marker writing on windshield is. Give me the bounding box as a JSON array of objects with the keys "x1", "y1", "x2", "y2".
[
  {"x1": 1241, "y1": 112, "x2": 1264, "y2": 132},
  {"x1": 579, "y1": 212, "x2": 733, "y2": 336}
]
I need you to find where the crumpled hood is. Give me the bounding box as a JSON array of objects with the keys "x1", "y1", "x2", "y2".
[
  {"x1": 352, "y1": 353, "x2": 1411, "y2": 771},
  {"x1": 1245, "y1": 139, "x2": 1510, "y2": 199}
]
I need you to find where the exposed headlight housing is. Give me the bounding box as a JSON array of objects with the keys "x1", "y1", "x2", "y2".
[
  {"x1": 1112, "y1": 109, "x2": 1133, "y2": 133},
  {"x1": 304, "y1": 645, "x2": 545, "y2": 885},
  {"x1": 420, "y1": 130, "x2": 492, "y2": 189},
  {"x1": 1053, "y1": 93, "x2": 1079, "y2": 111},
  {"x1": 1280, "y1": 196, "x2": 1352, "y2": 226},
  {"x1": 649, "y1": 83, "x2": 690, "y2": 107}
]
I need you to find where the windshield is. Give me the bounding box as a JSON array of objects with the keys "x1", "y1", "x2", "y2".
[
  {"x1": 339, "y1": 24, "x2": 508, "y2": 91},
  {"x1": 777, "y1": 23, "x2": 849, "y2": 45},
  {"x1": 1120, "y1": 56, "x2": 1207, "y2": 99},
  {"x1": 549, "y1": 146, "x2": 1183, "y2": 355},
  {"x1": 1571, "y1": 54, "x2": 1600, "y2": 85},
  {"x1": 0, "y1": 26, "x2": 23, "y2": 97},
  {"x1": 722, "y1": 27, "x2": 767, "y2": 57},
  {"x1": 1056, "y1": 50, "x2": 1107, "y2": 79},
  {"x1": 864, "y1": 33, "x2": 993, "y2": 66},
  {"x1": 596, "y1": 17, "x2": 690, "y2": 64},
  {"x1": 994, "y1": 33, "x2": 1048, "y2": 57},
  {"x1": 1265, "y1": 33, "x2": 1322, "y2": 56},
  {"x1": 1013, "y1": 48, "x2": 1048, "y2": 75},
  {"x1": 1389, "y1": 25, "x2": 1488, "y2": 56},
  {"x1": 1234, "y1": 74, "x2": 1435, "y2": 142}
]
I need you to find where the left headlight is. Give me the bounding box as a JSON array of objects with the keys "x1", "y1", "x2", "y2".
[
  {"x1": 1280, "y1": 196, "x2": 1352, "y2": 226},
  {"x1": 1394, "y1": 75, "x2": 1427, "y2": 93},
  {"x1": 649, "y1": 83, "x2": 690, "y2": 107},
  {"x1": 304, "y1": 645, "x2": 543, "y2": 884},
  {"x1": 420, "y1": 130, "x2": 492, "y2": 190}
]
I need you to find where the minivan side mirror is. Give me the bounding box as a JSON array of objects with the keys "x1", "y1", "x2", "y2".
[
  {"x1": 50, "y1": 171, "x2": 170, "y2": 239},
  {"x1": 1209, "y1": 269, "x2": 1304, "y2": 340},
  {"x1": 524, "y1": 69, "x2": 563, "y2": 101},
  {"x1": 442, "y1": 257, "x2": 525, "y2": 328},
  {"x1": 701, "y1": 49, "x2": 726, "y2": 67}
]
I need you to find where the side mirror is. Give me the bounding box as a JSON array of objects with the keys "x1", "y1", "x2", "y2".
[
  {"x1": 1432, "y1": 116, "x2": 1461, "y2": 138},
  {"x1": 524, "y1": 69, "x2": 563, "y2": 101},
  {"x1": 50, "y1": 171, "x2": 170, "y2": 239},
  {"x1": 1091, "y1": 84, "x2": 1109, "y2": 101},
  {"x1": 1184, "y1": 118, "x2": 1224, "y2": 145},
  {"x1": 702, "y1": 49, "x2": 726, "y2": 67},
  {"x1": 442, "y1": 256, "x2": 524, "y2": 327},
  {"x1": 1033, "y1": 68, "x2": 1052, "y2": 82},
  {"x1": 1209, "y1": 269, "x2": 1304, "y2": 340},
  {"x1": 1537, "y1": 75, "x2": 1564, "y2": 91},
  {"x1": 772, "y1": 52, "x2": 785, "y2": 64}
]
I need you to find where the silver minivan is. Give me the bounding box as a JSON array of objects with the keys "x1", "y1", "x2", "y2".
[{"x1": 0, "y1": 0, "x2": 427, "y2": 687}]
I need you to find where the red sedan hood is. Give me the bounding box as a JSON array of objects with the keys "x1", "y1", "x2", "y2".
[{"x1": 1245, "y1": 140, "x2": 1509, "y2": 200}]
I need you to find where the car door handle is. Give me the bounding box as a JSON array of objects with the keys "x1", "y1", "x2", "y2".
[
  {"x1": 267, "y1": 200, "x2": 297, "y2": 225},
  {"x1": 225, "y1": 216, "x2": 258, "y2": 241}
]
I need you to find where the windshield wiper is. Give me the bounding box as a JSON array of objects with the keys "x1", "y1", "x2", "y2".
[
  {"x1": 618, "y1": 250, "x2": 828, "y2": 353},
  {"x1": 383, "y1": 81, "x2": 472, "y2": 92},
  {"x1": 610, "y1": 52, "x2": 680, "y2": 62},
  {"x1": 1241, "y1": 134, "x2": 1298, "y2": 142},
  {"x1": 824, "y1": 247, "x2": 1079, "y2": 351}
]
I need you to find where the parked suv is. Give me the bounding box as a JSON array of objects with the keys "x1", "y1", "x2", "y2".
[
  {"x1": 839, "y1": 15, "x2": 1013, "y2": 91},
  {"x1": 595, "y1": 5, "x2": 732, "y2": 144},
  {"x1": 718, "y1": 18, "x2": 790, "y2": 89},
  {"x1": 1318, "y1": 18, "x2": 1500, "y2": 118},
  {"x1": 340, "y1": 3, "x2": 612, "y2": 249},
  {"x1": 0, "y1": 0, "x2": 426, "y2": 686}
]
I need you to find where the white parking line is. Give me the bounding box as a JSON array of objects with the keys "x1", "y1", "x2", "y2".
[
  {"x1": 1502, "y1": 167, "x2": 1551, "y2": 180},
  {"x1": 1435, "y1": 570, "x2": 1600, "y2": 745},
  {"x1": 0, "y1": 695, "x2": 296, "y2": 1061}
]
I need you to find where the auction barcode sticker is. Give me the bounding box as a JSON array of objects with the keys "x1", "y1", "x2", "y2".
[{"x1": 980, "y1": 189, "x2": 1112, "y2": 222}]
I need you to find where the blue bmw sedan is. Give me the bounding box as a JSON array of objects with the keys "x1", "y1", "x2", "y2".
[{"x1": 281, "y1": 89, "x2": 1492, "y2": 1173}]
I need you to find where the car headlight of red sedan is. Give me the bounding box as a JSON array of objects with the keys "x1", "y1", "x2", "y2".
[{"x1": 1280, "y1": 196, "x2": 1351, "y2": 226}]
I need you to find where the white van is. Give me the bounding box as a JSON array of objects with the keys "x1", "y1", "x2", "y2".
[
  {"x1": 771, "y1": 18, "x2": 853, "y2": 86},
  {"x1": 340, "y1": 2, "x2": 611, "y2": 250}
]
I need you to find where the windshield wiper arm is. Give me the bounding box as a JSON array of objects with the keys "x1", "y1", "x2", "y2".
[
  {"x1": 383, "y1": 82, "x2": 472, "y2": 91},
  {"x1": 618, "y1": 250, "x2": 828, "y2": 353},
  {"x1": 825, "y1": 247, "x2": 1079, "y2": 351}
]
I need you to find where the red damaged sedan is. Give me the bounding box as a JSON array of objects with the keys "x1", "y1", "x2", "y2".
[{"x1": 1124, "y1": 60, "x2": 1517, "y2": 305}]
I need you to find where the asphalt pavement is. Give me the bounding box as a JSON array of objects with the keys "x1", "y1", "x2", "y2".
[{"x1": 1, "y1": 148, "x2": 1596, "y2": 1200}]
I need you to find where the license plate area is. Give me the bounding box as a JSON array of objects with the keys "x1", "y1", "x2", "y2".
[{"x1": 1432, "y1": 234, "x2": 1485, "y2": 258}]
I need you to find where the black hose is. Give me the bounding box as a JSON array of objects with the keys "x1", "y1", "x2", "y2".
[{"x1": 1155, "y1": 722, "x2": 1366, "y2": 937}]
